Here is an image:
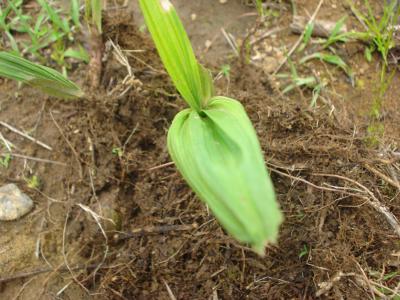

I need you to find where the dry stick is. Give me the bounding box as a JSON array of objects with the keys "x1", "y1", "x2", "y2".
[
  {"x1": 269, "y1": 166, "x2": 361, "y2": 197},
  {"x1": 1, "y1": 152, "x2": 66, "y2": 166},
  {"x1": 0, "y1": 121, "x2": 52, "y2": 151},
  {"x1": 164, "y1": 280, "x2": 178, "y2": 300},
  {"x1": 0, "y1": 264, "x2": 110, "y2": 284},
  {"x1": 147, "y1": 161, "x2": 175, "y2": 171},
  {"x1": 363, "y1": 163, "x2": 400, "y2": 191},
  {"x1": 313, "y1": 172, "x2": 400, "y2": 238},
  {"x1": 273, "y1": 0, "x2": 325, "y2": 75},
  {"x1": 77, "y1": 203, "x2": 109, "y2": 282},
  {"x1": 249, "y1": 27, "x2": 285, "y2": 47},
  {"x1": 113, "y1": 223, "x2": 198, "y2": 242},
  {"x1": 0, "y1": 132, "x2": 12, "y2": 151}
]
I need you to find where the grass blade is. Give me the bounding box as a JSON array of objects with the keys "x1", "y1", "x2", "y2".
[
  {"x1": 138, "y1": 0, "x2": 214, "y2": 111},
  {"x1": 71, "y1": 0, "x2": 81, "y2": 28},
  {"x1": 0, "y1": 52, "x2": 83, "y2": 99},
  {"x1": 91, "y1": 0, "x2": 102, "y2": 33}
]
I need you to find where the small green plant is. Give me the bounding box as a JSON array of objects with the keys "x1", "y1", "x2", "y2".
[
  {"x1": 299, "y1": 244, "x2": 309, "y2": 258},
  {"x1": 26, "y1": 175, "x2": 41, "y2": 189},
  {"x1": 139, "y1": 0, "x2": 283, "y2": 254},
  {"x1": 298, "y1": 22, "x2": 314, "y2": 52},
  {"x1": 112, "y1": 147, "x2": 123, "y2": 158},
  {"x1": 0, "y1": 153, "x2": 11, "y2": 168},
  {"x1": 277, "y1": 60, "x2": 326, "y2": 107},
  {"x1": 347, "y1": 0, "x2": 400, "y2": 65},
  {"x1": 0, "y1": 0, "x2": 88, "y2": 74},
  {"x1": 0, "y1": 51, "x2": 84, "y2": 98},
  {"x1": 322, "y1": 16, "x2": 349, "y2": 48},
  {"x1": 254, "y1": 0, "x2": 264, "y2": 16},
  {"x1": 301, "y1": 52, "x2": 353, "y2": 80}
]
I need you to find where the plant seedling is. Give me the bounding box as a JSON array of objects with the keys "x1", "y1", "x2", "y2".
[
  {"x1": 139, "y1": 0, "x2": 283, "y2": 254},
  {"x1": 26, "y1": 175, "x2": 41, "y2": 189},
  {"x1": 0, "y1": 153, "x2": 11, "y2": 168}
]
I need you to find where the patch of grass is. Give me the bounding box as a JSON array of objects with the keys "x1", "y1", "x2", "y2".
[
  {"x1": 0, "y1": 153, "x2": 11, "y2": 168},
  {"x1": 347, "y1": 0, "x2": 400, "y2": 65},
  {"x1": 0, "y1": 0, "x2": 88, "y2": 74}
]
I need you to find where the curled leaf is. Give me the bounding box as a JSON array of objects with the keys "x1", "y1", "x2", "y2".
[{"x1": 168, "y1": 97, "x2": 283, "y2": 254}]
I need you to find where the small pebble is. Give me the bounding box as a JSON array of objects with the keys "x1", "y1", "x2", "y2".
[{"x1": 0, "y1": 184, "x2": 34, "y2": 221}]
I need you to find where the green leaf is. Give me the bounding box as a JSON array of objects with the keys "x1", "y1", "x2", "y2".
[
  {"x1": 0, "y1": 153, "x2": 11, "y2": 168},
  {"x1": 91, "y1": 0, "x2": 102, "y2": 33},
  {"x1": 365, "y1": 47, "x2": 373, "y2": 62},
  {"x1": 168, "y1": 97, "x2": 283, "y2": 254},
  {"x1": 138, "y1": 0, "x2": 214, "y2": 111},
  {"x1": 64, "y1": 45, "x2": 89, "y2": 63},
  {"x1": 298, "y1": 22, "x2": 314, "y2": 52},
  {"x1": 330, "y1": 16, "x2": 347, "y2": 39},
  {"x1": 71, "y1": 0, "x2": 81, "y2": 28},
  {"x1": 0, "y1": 51, "x2": 84, "y2": 99},
  {"x1": 37, "y1": 0, "x2": 70, "y2": 34},
  {"x1": 301, "y1": 52, "x2": 352, "y2": 78}
]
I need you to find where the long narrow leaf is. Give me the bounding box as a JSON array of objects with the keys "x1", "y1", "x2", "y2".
[
  {"x1": 91, "y1": 0, "x2": 102, "y2": 33},
  {"x1": 139, "y1": 0, "x2": 214, "y2": 111},
  {"x1": 37, "y1": 0, "x2": 70, "y2": 34},
  {"x1": 0, "y1": 52, "x2": 83, "y2": 98},
  {"x1": 71, "y1": 0, "x2": 81, "y2": 28}
]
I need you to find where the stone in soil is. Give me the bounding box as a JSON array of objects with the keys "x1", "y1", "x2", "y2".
[{"x1": 0, "y1": 183, "x2": 34, "y2": 221}]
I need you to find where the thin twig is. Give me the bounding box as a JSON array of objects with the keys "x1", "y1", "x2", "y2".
[
  {"x1": 1, "y1": 152, "x2": 66, "y2": 166},
  {"x1": 0, "y1": 263, "x2": 114, "y2": 284},
  {"x1": 0, "y1": 132, "x2": 12, "y2": 151},
  {"x1": 77, "y1": 203, "x2": 109, "y2": 282},
  {"x1": 113, "y1": 223, "x2": 198, "y2": 242},
  {"x1": 273, "y1": 0, "x2": 325, "y2": 74},
  {"x1": 250, "y1": 27, "x2": 284, "y2": 47},
  {"x1": 147, "y1": 161, "x2": 175, "y2": 171},
  {"x1": 0, "y1": 121, "x2": 52, "y2": 151},
  {"x1": 123, "y1": 123, "x2": 139, "y2": 152},
  {"x1": 364, "y1": 163, "x2": 400, "y2": 191},
  {"x1": 164, "y1": 280, "x2": 177, "y2": 300},
  {"x1": 270, "y1": 165, "x2": 400, "y2": 237},
  {"x1": 221, "y1": 28, "x2": 239, "y2": 56}
]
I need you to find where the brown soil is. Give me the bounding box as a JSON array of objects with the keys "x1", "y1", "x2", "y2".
[{"x1": 0, "y1": 1, "x2": 399, "y2": 299}]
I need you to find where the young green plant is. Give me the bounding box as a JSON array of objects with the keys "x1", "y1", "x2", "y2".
[{"x1": 139, "y1": 0, "x2": 283, "y2": 254}]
